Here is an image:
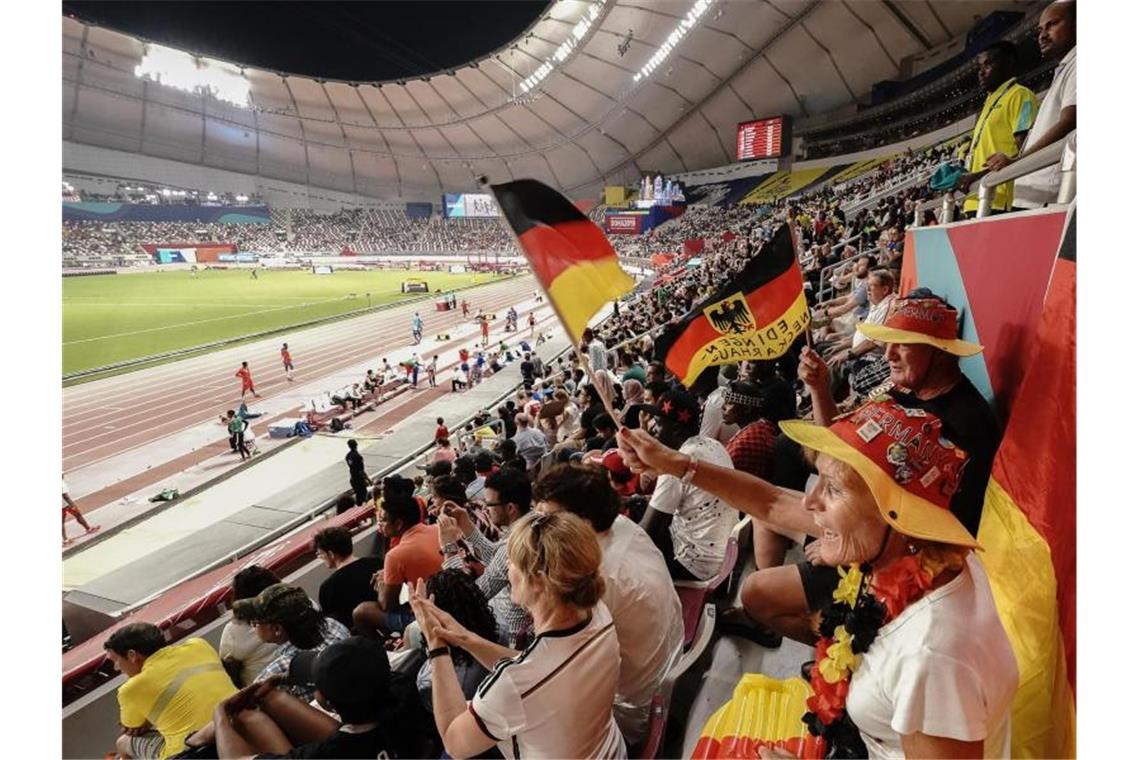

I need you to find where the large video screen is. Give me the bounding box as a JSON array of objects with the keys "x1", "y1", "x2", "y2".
[
  {"x1": 442, "y1": 193, "x2": 500, "y2": 218},
  {"x1": 736, "y1": 116, "x2": 789, "y2": 161}
]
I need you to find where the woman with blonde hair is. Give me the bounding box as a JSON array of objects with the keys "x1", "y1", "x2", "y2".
[
  {"x1": 412, "y1": 511, "x2": 626, "y2": 759},
  {"x1": 619, "y1": 399, "x2": 1018, "y2": 758}
]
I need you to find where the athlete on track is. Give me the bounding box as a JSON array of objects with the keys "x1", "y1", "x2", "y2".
[
  {"x1": 280, "y1": 343, "x2": 295, "y2": 381},
  {"x1": 62, "y1": 478, "x2": 99, "y2": 546},
  {"x1": 236, "y1": 361, "x2": 260, "y2": 398}
]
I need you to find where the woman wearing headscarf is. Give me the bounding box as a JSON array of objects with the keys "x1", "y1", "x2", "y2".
[
  {"x1": 618, "y1": 399, "x2": 1018, "y2": 758},
  {"x1": 619, "y1": 378, "x2": 645, "y2": 429}
]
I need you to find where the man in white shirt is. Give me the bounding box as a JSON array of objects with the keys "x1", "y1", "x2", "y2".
[
  {"x1": 511, "y1": 414, "x2": 549, "y2": 470},
  {"x1": 1003, "y1": 1, "x2": 1077, "y2": 208},
  {"x1": 583, "y1": 327, "x2": 608, "y2": 376},
  {"x1": 533, "y1": 464, "x2": 684, "y2": 747},
  {"x1": 637, "y1": 389, "x2": 738, "y2": 581}
]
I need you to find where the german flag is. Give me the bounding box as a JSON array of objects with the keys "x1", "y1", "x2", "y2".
[
  {"x1": 490, "y1": 179, "x2": 634, "y2": 341},
  {"x1": 655, "y1": 224, "x2": 808, "y2": 387},
  {"x1": 976, "y1": 208, "x2": 1075, "y2": 758}
]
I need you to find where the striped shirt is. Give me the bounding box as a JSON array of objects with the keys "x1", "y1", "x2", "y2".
[{"x1": 470, "y1": 603, "x2": 627, "y2": 759}]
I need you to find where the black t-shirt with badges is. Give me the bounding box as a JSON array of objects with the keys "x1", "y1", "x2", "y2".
[{"x1": 886, "y1": 379, "x2": 1002, "y2": 537}]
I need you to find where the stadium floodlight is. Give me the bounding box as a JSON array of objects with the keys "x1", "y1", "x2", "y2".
[
  {"x1": 518, "y1": 0, "x2": 604, "y2": 95},
  {"x1": 633, "y1": 0, "x2": 714, "y2": 82},
  {"x1": 135, "y1": 43, "x2": 250, "y2": 108}
]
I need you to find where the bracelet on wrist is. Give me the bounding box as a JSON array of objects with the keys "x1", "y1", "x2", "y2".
[{"x1": 427, "y1": 646, "x2": 451, "y2": 660}]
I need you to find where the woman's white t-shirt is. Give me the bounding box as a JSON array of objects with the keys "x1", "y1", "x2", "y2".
[
  {"x1": 470, "y1": 602, "x2": 627, "y2": 759},
  {"x1": 218, "y1": 619, "x2": 280, "y2": 687},
  {"x1": 846, "y1": 554, "x2": 1019, "y2": 759}
]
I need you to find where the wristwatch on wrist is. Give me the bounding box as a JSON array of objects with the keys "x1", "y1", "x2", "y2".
[
  {"x1": 441, "y1": 542, "x2": 459, "y2": 556},
  {"x1": 680, "y1": 454, "x2": 699, "y2": 485}
]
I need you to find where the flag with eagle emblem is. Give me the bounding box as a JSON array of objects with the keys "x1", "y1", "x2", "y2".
[
  {"x1": 489, "y1": 178, "x2": 634, "y2": 341},
  {"x1": 655, "y1": 224, "x2": 808, "y2": 387}
]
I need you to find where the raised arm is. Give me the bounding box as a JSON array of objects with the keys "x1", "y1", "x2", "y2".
[{"x1": 619, "y1": 428, "x2": 815, "y2": 540}]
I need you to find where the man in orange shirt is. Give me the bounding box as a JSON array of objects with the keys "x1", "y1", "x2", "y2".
[
  {"x1": 280, "y1": 343, "x2": 294, "y2": 381},
  {"x1": 352, "y1": 494, "x2": 442, "y2": 637},
  {"x1": 235, "y1": 361, "x2": 260, "y2": 399}
]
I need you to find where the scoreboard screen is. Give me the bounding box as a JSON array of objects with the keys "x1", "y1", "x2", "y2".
[{"x1": 736, "y1": 116, "x2": 789, "y2": 161}]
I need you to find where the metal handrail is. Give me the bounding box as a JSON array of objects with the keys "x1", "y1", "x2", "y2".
[{"x1": 976, "y1": 131, "x2": 1075, "y2": 217}]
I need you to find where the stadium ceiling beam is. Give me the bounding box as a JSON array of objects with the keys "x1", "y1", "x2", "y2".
[
  {"x1": 762, "y1": 54, "x2": 809, "y2": 118},
  {"x1": 66, "y1": 24, "x2": 90, "y2": 141},
  {"x1": 403, "y1": 86, "x2": 474, "y2": 182},
  {"x1": 614, "y1": 2, "x2": 757, "y2": 52},
  {"x1": 695, "y1": 108, "x2": 732, "y2": 165},
  {"x1": 923, "y1": 0, "x2": 952, "y2": 41},
  {"x1": 882, "y1": 0, "x2": 935, "y2": 50},
  {"x1": 796, "y1": 21, "x2": 856, "y2": 101},
  {"x1": 374, "y1": 86, "x2": 443, "y2": 194},
  {"x1": 352, "y1": 87, "x2": 402, "y2": 195},
  {"x1": 841, "y1": 0, "x2": 900, "y2": 70},
  {"x1": 281, "y1": 78, "x2": 313, "y2": 186},
  {"x1": 726, "y1": 83, "x2": 757, "y2": 119},
  {"x1": 650, "y1": 81, "x2": 695, "y2": 109},
  {"x1": 428, "y1": 82, "x2": 505, "y2": 170},
  {"x1": 663, "y1": 136, "x2": 690, "y2": 172},
  {"x1": 319, "y1": 82, "x2": 360, "y2": 195},
  {"x1": 564, "y1": 0, "x2": 823, "y2": 194}
]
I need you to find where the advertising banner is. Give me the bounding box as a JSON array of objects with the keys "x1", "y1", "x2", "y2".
[{"x1": 605, "y1": 213, "x2": 644, "y2": 235}]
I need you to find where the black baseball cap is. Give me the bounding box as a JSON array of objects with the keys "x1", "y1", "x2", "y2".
[
  {"x1": 635, "y1": 389, "x2": 702, "y2": 432},
  {"x1": 288, "y1": 636, "x2": 390, "y2": 714}
]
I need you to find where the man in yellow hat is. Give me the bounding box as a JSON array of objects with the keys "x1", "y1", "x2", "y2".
[{"x1": 738, "y1": 289, "x2": 1002, "y2": 645}]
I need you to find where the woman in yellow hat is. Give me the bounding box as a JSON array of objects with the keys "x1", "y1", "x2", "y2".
[{"x1": 618, "y1": 399, "x2": 1018, "y2": 758}]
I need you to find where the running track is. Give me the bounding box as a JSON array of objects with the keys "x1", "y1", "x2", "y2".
[{"x1": 63, "y1": 276, "x2": 541, "y2": 476}]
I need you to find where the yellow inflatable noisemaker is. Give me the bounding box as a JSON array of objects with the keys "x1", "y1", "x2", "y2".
[{"x1": 691, "y1": 674, "x2": 825, "y2": 759}]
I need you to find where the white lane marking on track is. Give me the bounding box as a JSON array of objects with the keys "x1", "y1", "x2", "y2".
[{"x1": 62, "y1": 297, "x2": 353, "y2": 345}]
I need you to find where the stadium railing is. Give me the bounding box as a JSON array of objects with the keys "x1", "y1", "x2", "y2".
[
  {"x1": 976, "y1": 130, "x2": 1076, "y2": 217},
  {"x1": 913, "y1": 131, "x2": 1076, "y2": 224}
]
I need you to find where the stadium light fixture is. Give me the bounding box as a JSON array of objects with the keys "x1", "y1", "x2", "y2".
[
  {"x1": 135, "y1": 43, "x2": 251, "y2": 108},
  {"x1": 518, "y1": 0, "x2": 604, "y2": 95},
  {"x1": 633, "y1": 0, "x2": 714, "y2": 82}
]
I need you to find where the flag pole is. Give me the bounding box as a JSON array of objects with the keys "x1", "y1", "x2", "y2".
[
  {"x1": 481, "y1": 177, "x2": 622, "y2": 423},
  {"x1": 784, "y1": 214, "x2": 814, "y2": 352}
]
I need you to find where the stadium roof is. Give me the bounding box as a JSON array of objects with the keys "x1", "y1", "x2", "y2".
[{"x1": 63, "y1": 0, "x2": 1023, "y2": 203}]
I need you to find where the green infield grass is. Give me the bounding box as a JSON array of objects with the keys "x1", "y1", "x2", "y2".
[{"x1": 63, "y1": 268, "x2": 506, "y2": 376}]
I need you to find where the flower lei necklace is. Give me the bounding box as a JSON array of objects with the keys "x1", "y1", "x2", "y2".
[{"x1": 802, "y1": 545, "x2": 965, "y2": 758}]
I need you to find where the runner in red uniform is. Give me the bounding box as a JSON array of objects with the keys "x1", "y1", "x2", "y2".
[
  {"x1": 280, "y1": 343, "x2": 294, "y2": 381},
  {"x1": 236, "y1": 361, "x2": 260, "y2": 398},
  {"x1": 461, "y1": 299, "x2": 469, "y2": 317},
  {"x1": 480, "y1": 315, "x2": 490, "y2": 347}
]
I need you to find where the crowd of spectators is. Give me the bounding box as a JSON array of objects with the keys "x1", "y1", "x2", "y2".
[
  {"x1": 93, "y1": 7, "x2": 1080, "y2": 754},
  {"x1": 62, "y1": 209, "x2": 515, "y2": 266}
]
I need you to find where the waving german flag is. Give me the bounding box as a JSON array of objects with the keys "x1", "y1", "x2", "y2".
[
  {"x1": 655, "y1": 224, "x2": 808, "y2": 387},
  {"x1": 490, "y1": 179, "x2": 634, "y2": 341}
]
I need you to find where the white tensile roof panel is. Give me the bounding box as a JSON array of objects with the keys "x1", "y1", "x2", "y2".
[{"x1": 63, "y1": 0, "x2": 1023, "y2": 201}]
